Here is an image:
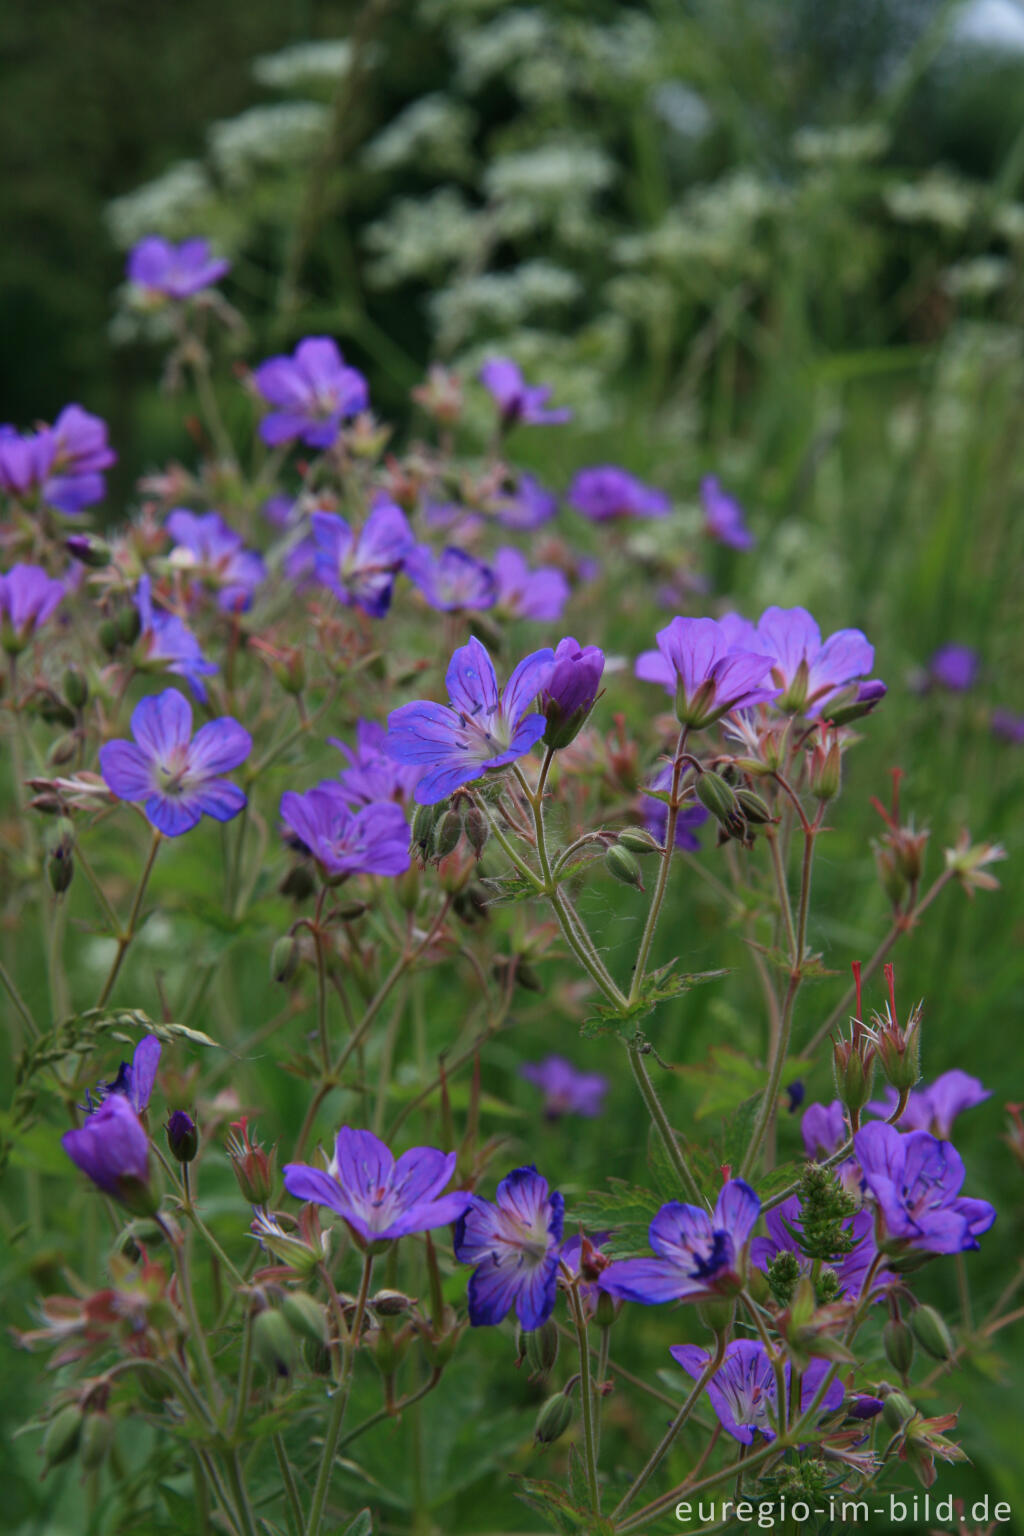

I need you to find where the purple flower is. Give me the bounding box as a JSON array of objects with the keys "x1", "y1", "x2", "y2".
[
  {"x1": 311, "y1": 504, "x2": 412, "y2": 617},
  {"x1": 405, "y1": 545, "x2": 497, "y2": 613},
  {"x1": 454, "y1": 1165, "x2": 564, "y2": 1330},
  {"x1": 701, "y1": 475, "x2": 754, "y2": 550},
  {"x1": 992, "y1": 708, "x2": 1024, "y2": 745},
  {"x1": 755, "y1": 607, "x2": 876, "y2": 716},
  {"x1": 600, "y1": 1181, "x2": 760, "y2": 1305},
  {"x1": 62, "y1": 1093, "x2": 154, "y2": 1212},
  {"x1": 166, "y1": 509, "x2": 266, "y2": 612},
  {"x1": 520, "y1": 1056, "x2": 608, "y2": 1118},
  {"x1": 96, "y1": 1034, "x2": 162, "y2": 1115},
  {"x1": 385, "y1": 637, "x2": 554, "y2": 805},
  {"x1": 642, "y1": 765, "x2": 709, "y2": 852},
  {"x1": 99, "y1": 688, "x2": 251, "y2": 837},
  {"x1": 929, "y1": 644, "x2": 980, "y2": 692},
  {"x1": 802, "y1": 1100, "x2": 848, "y2": 1161},
  {"x1": 127, "y1": 236, "x2": 231, "y2": 301},
  {"x1": 750, "y1": 1196, "x2": 889, "y2": 1299},
  {"x1": 568, "y1": 466, "x2": 670, "y2": 522},
  {"x1": 43, "y1": 406, "x2": 116, "y2": 514},
  {"x1": 490, "y1": 474, "x2": 558, "y2": 529},
  {"x1": 279, "y1": 785, "x2": 411, "y2": 878},
  {"x1": 635, "y1": 616, "x2": 780, "y2": 728},
  {"x1": 492, "y1": 547, "x2": 569, "y2": 621},
  {"x1": 541, "y1": 636, "x2": 604, "y2": 748},
  {"x1": 868, "y1": 1071, "x2": 990, "y2": 1141},
  {"x1": 559, "y1": 1232, "x2": 614, "y2": 1318},
  {"x1": 479, "y1": 358, "x2": 570, "y2": 427},
  {"x1": 135, "y1": 575, "x2": 218, "y2": 701},
  {"x1": 0, "y1": 425, "x2": 55, "y2": 499},
  {"x1": 283, "y1": 1126, "x2": 471, "y2": 1245},
  {"x1": 671, "y1": 1341, "x2": 844, "y2": 1444},
  {"x1": 254, "y1": 337, "x2": 369, "y2": 449},
  {"x1": 854, "y1": 1122, "x2": 996, "y2": 1256},
  {"x1": 0, "y1": 564, "x2": 64, "y2": 652},
  {"x1": 329, "y1": 720, "x2": 421, "y2": 806}
]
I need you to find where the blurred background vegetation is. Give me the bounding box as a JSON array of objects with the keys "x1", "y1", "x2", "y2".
[{"x1": 4, "y1": 0, "x2": 1024, "y2": 1531}]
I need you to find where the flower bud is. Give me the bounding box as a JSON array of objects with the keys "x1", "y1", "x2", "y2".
[
  {"x1": 832, "y1": 1032, "x2": 875, "y2": 1116},
  {"x1": 411, "y1": 801, "x2": 444, "y2": 858},
  {"x1": 522, "y1": 1318, "x2": 559, "y2": 1381},
  {"x1": 697, "y1": 1298, "x2": 736, "y2": 1337},
  {"x1": 434, "y1": 808, "x2": 463, "y2": 860},
  {"x1": 735, "y1": 789, "x2": 773, "y2": 825},
  {"x1": 809, "y1": 735, "x2": 842, "y2": 802},
  {"x1": 166, "y1": 1110, "x2": 198, "y2": 1163},
  {"x1": 302, "y1": 1336, "x2": 333, "y2": 1375},
  {"x1": 282, "y1": 1291, "x2": 328, "y2": 1345},
  {"x1": 534, "y1": 1392, "x2": 573, "y2": 1446},
  {"x1": 42, "y1": 1404, "x2": 84, "y2": 1471},
  {"x1": 616, "y1": 826, "x2": 661, "y2": 854},
  {"x1": 909, "y1": 1304, "x2": 954, "y2": 1362},
  {"x1": 883, "y1": 1318, "x2": 915, "y2": 1375},
  {"x1": 47, "y1": 841, "x2": 74, "y2": 895},
  {"x1": 279, "y1": 863, "x2": 316, "y2": 903},
  {"x1": 98, "y1": 618, "x2": 120, "y2": 654},
  {"x1": 371, "y1": 1289, "x2": 414, "y2": 1318},
  {"x1": 226, "y1": 1118, "x2": 275, "y2": 1204},
  {"x1": 464, "y1": 806, "x2": 488, "y2": 859},
  {"x1": 79, "y1": 1411, "x2": 114, "y2": 1471},
  {"x1": 696, "y1": 771, "x2": 746, "y2": 838},
  {"x1": 63, "y1": 666, "x2": 89, "y2": 710},
  {"x1": 271, "y1": 934, "x2": 300, "y2": 984},
  {"x1": 827, "y1": 679, "x2": 887, "y2": 727},
  {"x1": 541, "y1": 639, "x2": 604, "y2": 749},
  {"x1": 48, "y1": 732, "x2": 78, "y2": 767},
  {"x1": 117, "y1": 606, "x2": 142, "y2": 646},
  {"x1": 594, "y1": 1289, "x2": 619, "y2": 1329},
  {"x1": 604, "y1": 843, "x2": 644, "y2": 890},
  {"x1": 882, "y1": 1390, "x2": 916, "y2": 1433},
  {"x1": 253, "y1": 1307, "x2": 297, "y2": 1377},
  {"x1": 66, "y1": 533, "x2": 112, "y2": 568}
]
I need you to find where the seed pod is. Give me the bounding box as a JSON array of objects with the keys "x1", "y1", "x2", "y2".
[
  {"x1": 98, "y1": 618, "x2": 120, "y2": 654},
  {"x1": 604, "y1": 843, "x2": 644, "y2": 890},
  {"x1": 394, "y1": 865, "x2": 420, "y2": 912},
  {"x1": 433, "y1": 808, "x2": 463, "y2": 860},
  {"x1": 271, "y1": 934, "x2": 300, "y2": 984},
  {"x1": 48, "y1": 732, "x2": 78, "y2": 767},
  {"x1": 696, "y1": 771, "x2": 745, "y2": 836},
  {"x1": 282, "y1": 1291, "x2": 328, "y2": 1345},
  {"x1": 302, "y1": 1336, "x2": 333, "y2": 1376},
  {"x1": 63, "y1": 667, "x2": 89, "y2": 710},
  {"x1": 79, "y1": 1411, "x2": 114, "y2": 1471},
  {"x1": 909, "y1": 1304, "x2": 955, "y2": 1362},
  {"x1": 42, "y1": 1404, "x2": 84, "y2": 1471},
  {"x1": 371, "y1": 1289, "x2": 414, "y2": 1318},
  {"x1": 616, "y1": 826, "x2": 661, "y2": 854},
  {"x1": 882, "y1": 1390, "x2": 916, "y2": 1433},
  {"x1": 883, "y1": 1318, "x2": 915, "y2": 1375},
  {"x1": 735, "y1": 789, "x2": 773, "y2": 825},
  {"x1": 410, "y1": 801, "x2": 443, "y2": 858},
  {"x1": 534, "y1": 1392, "x2": 573, "y2": 1446},
  {"x1": 523, "y1": 1318, "x2": 559, "y2": 1380}
]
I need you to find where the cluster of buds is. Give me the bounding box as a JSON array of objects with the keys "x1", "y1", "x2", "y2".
[
  {"x1": 696, "y1": 767, "x2": 773, "y2": 848},
  {"x1": 833, "y1": 963, "x2": 876, "y2": 1121},
  {"x1": 865, "y1": 963, "x2": 923, "y2": 1095},
  {"x1": 871, "y1": 769, "x2": 930, "y2": 911},
  {"x1": 13, "y1": 1251, "x2": 179, "y2": 1369}
]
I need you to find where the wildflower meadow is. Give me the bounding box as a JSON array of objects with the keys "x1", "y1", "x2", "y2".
[{"x1": 3, "y1": 6, "x2": 1024, "y2": 1536}]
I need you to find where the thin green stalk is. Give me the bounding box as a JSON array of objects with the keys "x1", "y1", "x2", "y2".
[
  {"x1": 231, "y1": 1308, "x2": 255, "y2": 1437},
  {"x1": 611, "y1": 1334, "x2": 726, "y2": 1520},
  {"x1": 224, "y1": 1450, "x2": 259, "y2": 1536},
  {"x1": 274, "y1": 1434, "x2": 304, "y2": 1536},
  {"x1": 304, "y1": 1251, "x2": 374, "y2": 1536},
  {"x1": 0, "y1": 959, "x2": 39, "y2": 1041},
  {"x1": 628, "y1": 727, "x2": 688, "y2": 1005},
  {"x1": 568, "y1": 1282, "x2": 600, "y2": 1513},
  {"x1": 95, "y1": 830, "x2": 162, "y2": 1008},
  {"x1": 627, "y1": 1039, "x2": 702, "y2": 1203}
]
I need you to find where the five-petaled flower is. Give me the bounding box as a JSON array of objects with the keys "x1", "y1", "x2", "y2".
[
  {"x1": 492, "y1": 547, "x2": 569, "y2": 622},
  {"x1": 283, "y1": 1126, "x2": 471, "y2": 1247},
  {"x1": 479, "y1": 358, "x2": 570, "y2": 427},
  {"x1": 454, "y1": 1165, "x2": 564, "y2": 1330},
  {"x1": 254, "y1": 337, "x2": 369, "y2": 448},
  {"x1": 311, "y1": 503, "x2": 413, "y2": 617},
  {"x1": 568, "y1": 465, "x2": 670, "y2": 522},
  {"x1": 869, "y1": 1070, "x2": 991, "y2": 1141},
  {"x1": 99, "y1": 688, "x2": 251, "y2": 837},
  {"x1": 635, "y1": 616, "x2": 780, "y2": 729},
  {"x1": 854, "y1": 1122, "x2": 996, "y2": 1257},
  {"x1": 135, "y1": 574, "x2": 218, "y2": 701},
  {"x1": 520, "y1": 1056, "x2": 608, "y2": 1119},
  {"x1": 755, "y1": 606, "x2": 878, "y2": 716},
  {"x1": 166, "y1": 509, "x2": 266, "y2": 613},
  {"x1": 671, "y1": 1340, "x2": 844, "y2": 1444},
  {"x1": 405, "y1": 545, "x2": 497, "y2": 613},
  {"x1": 600, "y1": 1181, "x2": 760, "y2": 1305},
  {"x1": 701, "y1": 475, "x2": 755, "y2": 550},
  {"x1": 0, "y1": 564, "x2": 64, "y2": 653},
  {"x1": 127, "y1": 236, "x2": 231, "y2": 301},
  {"x1": 279, "y1": 784, "x2": 411, "y2": 878},
  {"x1": 385, "y1": 636, "x2": 554, "y2": 805}
]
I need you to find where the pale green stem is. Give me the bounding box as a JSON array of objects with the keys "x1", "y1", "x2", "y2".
[
  {"x1": 627, "y1": 727, "x2": 689, "y2": 1005},
  {"x1": 611, "y1": 1333, "x2": 727, "y2": 1520},
  {"x1": 627, "y1": 1040, "x2": 702, "y2": 1202},
  {"x1": 567, "y1": 1281, "x2": 600, "y2": 1514},
  {"x1": 304, "y1": 1251, "x2": 374, "y2": 1536},
  {"x1": 95, "y1": 830, "x2": 162, "y2": 1008}
]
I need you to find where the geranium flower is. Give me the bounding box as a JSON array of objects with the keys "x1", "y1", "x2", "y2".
[
  {"x1": 601, "y1": 1181, "x2": 760, "y2": 1305},
  {"x1": 127, "y1": 236, "x2": 230, "y2": 301},
  {"x1": 311, "y1": 504, "x2": 413, "y2": 617},
  {"x1": 279, "y1": 784, "x2": 410, "y2": 877},
  {"x1": 520, "y1": 1056, "x2": 608, "y2": 1118},
  {"x1": 479, "y1": 358, "x2": 570, "y2": 427},
  {"x1": 854, "y1": 1122, "x2": 996, "y2": 1256},
  {"x1": 568, "y1": 466, "x2": 670, "y2": 521},
  {"x1": 62, "y1": 1094, "x2": 154, "y2": 1213},
  {"x1": 134, "y1": 575, "x2": 218, "y2": 701},
  {"x1": 454, "y1": 1165, "x2": 564, "y2": 1330},
  {"x1": 0, "y1": 564, "x2": 65, "y2": 652},
  {"x1": 635, "y1": 616, "x2": 779, "y2": 728},
  {"x1": 254, "y1": 337, "x2": 369, "y2": 448},
  {"x1": 166, "y1": 509, "x2": 266, "y2": 612},
  {"x1": 671, "y1": 1340, "x2": 844, "y2": 1444},
  {"x1": 701, "y1": 475, "x2": 754, "y2": 550},
  {"x1": 405, "y1": 545, "x2": 496, "y2": 613}
]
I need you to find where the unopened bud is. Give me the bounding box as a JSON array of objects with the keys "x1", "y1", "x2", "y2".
[
  {"x1": 279, "y1": 863, "x2": 316, "y2": 903},
  {"x1": 98, "y1": 618, "x2": 120, "y2": 654},
  {"x1": 253, "y1": 1308, "x2": 297, "y2": 1377},
  {"x1": 833, "y1": 1037, "x2": 875, "y2": 1115},
  {"x1": 66, "y1": 533, "x2": 111, "y2": 568},
  {"x1": 882, "y1": 1390, "x2": 916, "y2": 1432},
  {"x1": 42, "y1": 1404, "x2": 84, "y2": 1470},
  {"x1": 604, "y1": 843, "x2": 644, "y2": 890},
  {"x1": 282, "y1": 1291, "x2": 328, "y2": 1345},
  {"x1": 47, "y1": 842, "x2": 74, "y2": 894},
  {"x1": 735, "y1": 789, "x2": 773, "y2": 825},
  {"x1": 371, "y1": 1289, "x2": 414, "y2": 1317},
  {"x1": 910, "y1": 1304, "x2": 954, "y2": 1361},
  {"x1": 166, "y1": 1110, "x2": 198, "y2": 1163},
  {"x1": 434, "y1": 808, "x2": 463, "y2": 860},
  {"x1": 696, "y1": 771, "x2": 745, "y2": 837},
  {"x1": 883, "y1": 1318, "x2": 915, "y2": 1375},
  {"x1": 810, "y1": 738, "x2": 842, "y2": 802},
  {"x1": 79, "y1": 1411, "x2": 114, "y2": 1471},
  {"x1": 522, "y1": 1318, "x2": 559, "y2": 1380},
  {"x1": 48, "y1": 732, "x2": 77, "y2": 767},
  {"x1": 63, "y1": 667, "x2": 89, "y2": 710},
  {"x1": 534, "y1": 1392, "x2": 573, "y2": 1446},
  {"x1": 117, "y1": 606, "x2": 142, "y2": 646},
  {"x1": 616, "y1": 826, "x2": 661, "y2": 854},
  {"x1": 464, "y1": 806, "x2": 488, "y2": 858},
  {"x1": 411, "y1": 801, "x2": 443, "y2": 858},
  {"x1": 271, "y1": 934, "x2": 300, "y2": 984},
  {"x1": 394, "y1": 865, "x2": 420, "y2": 912}
]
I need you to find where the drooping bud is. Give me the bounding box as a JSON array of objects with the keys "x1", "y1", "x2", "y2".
[
  {"x1": 253, "y1": 1307, "x2": 297, "y2": 1377},
  {"x1": 117, "y1": 606, "x2": 142, "y2": 646},
  {"x1": 433, "y1": 807, "x2": 463, "y2": 860},
  {"x1": 282, "y1": 1291, "x2": 328, "y2": 1345},
  {"x1": 882, "y1": 1390, "x2": 916, "y2": 1433},
  {"x1": 271, "y1": 934, "x2": 300, "y2": 985},
  {"x1": 809, "y1": 729, "x2": 842, "y2": 802},
  {"x1": 47, "y1": 832, "x2": 74, "y2": 894},
  {"x1": 827, "y1": 679, "x2": 887, "y2": 727},
  {"x1": 541, "y1": 639, "x2": 605, "y2": 749},
  {"x1": 616, "y1": 826, "x2": 661, "y2": 854},
  {"x1": 410, "y1": 801, "x2": 444, "y2": 860},
  {"x1": 66, "y1": 533, "x2": 112, "y2": 568},
  {"x1": 79, "y1": 1411, "x2": 115, "y2": 1471},
  {"x1": 604, "y1": 843, "x2": 644, "y2": 890},
  {"x1": 464, "y1": 806, "x2": 488, "y2": 859},
  {"x1": 166, "y1": 1110, "x2": 198, "y2": 1163},
  {"x1": 41, "y1": 1404, "x2": 85, "y2": 1471},
  {"x1": 883, "y1": 1318, "x2": 915, "y2": 1376},
  {"x1": 279, "y1": 863, "x2": 316, "y2": 903},
  {"x1": 522, "y1": 1318, "x2": 559, "y2": 1381},
  {"x1": 63, "y1": 666, "x2": 89, "y2": 710},
  {"x1": 533, "y1": 1392, "x2": 574, "y2": 1446},
  {"x1": 98, "y1": 618, "x2": 120, "y2": 654},
  {"x1": 696, "y1": 771, "x2": 746, "y2": 838},
  {"x1": 909, "y1": 1304, "x2": 955, "y2": 1362},
  {"x1": 735, "y1": 789, "x2": 773, "y2": 825}
]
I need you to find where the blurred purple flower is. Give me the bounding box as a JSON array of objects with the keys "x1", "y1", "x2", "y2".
[
  {"x1": 283, "y1": 1126, "x2": 470, "y2": 1243},
  {"x1": 100, "y1": 688, "x2": 250, "y2": 837},
  {"x1": 492, "y1": 547, "x2": 569, "y2": 621},
  {"x1": 385, "y1": 636, "x2": 554, "y2": 804},
  {"x1": 802, "y1": 1100, "x2": 847, "y2": 1161},
  {"x1": 405, "y1": 545, "x2": 497, "y2": 613},
  {"x1": 671, "y1": 1340, "x2": 844, "y2": 1444},
  {"x1": 642, "y1": 764, "x2": 709, "y2": 851},
  {"x1": 600, "y1": 1181, "x2": 760, "y2": 1305},
  {"x1": 929, "y1": 644, "x2": 980, "y2": 692},
  {"x1": 701, "y1": 475, "x2": 754, "y2": 550},
  {"x1": 44, "y1": 406, "x2": 116, "y2": 514},
  {"x1": 0, "y1": 425, "x2": 55, "y2": 499},
  {"x1": 992, "y1": 708, "x2": 1024, "y2": 744},
  {"x1": 454, "y1": 1165, "x2": 564, "y2": 1330},
  {"x1": 868, "y1": 1070, "x2": 990, "y2": 1141},
  {"x1": 62, "y1": 1093, "x2": 153, "y2": 1212},
  {"x1": 750, "y1": 1196, "x2": 891, "y2": 1299},
  {"x1": 0, "y1": 564, "x2": 65, "y2": 652},
  {"x1": 254, "y1": 337, "x2": 369, "y2": 448},
  {"x1": 329, "y1": 720, "x2": 421, "y2": 806},
  {"x1": 520, "y1": 1056, "x2": 608, "y2": 1118},
  {"x1": 568, "y1": 466, "x2": 670, "y2": 522},
  {"x1": 479, "y1": 358, "x2": 570, "y2": 427},
  {"x1": 127, "y1": 236, "x2": 230, "y2": 300},
  {"x1": 490, "y1": 474, "x2": 558, "y2": 529},
  {"x1": 280, "y1": 784, "x2": 410, "y2": 877},
  {"x1": 636, "y1": 616, "x2": 780, "y2": 728},
  {"x1": 96, "y1": 1035, "x2": 162, "y2": 1115},
  {"x1": 854, "y1": 1122, "x2": 996, "y2": 1255},
  {"x1": 541, "y1": 636, "x2": 604, "y2": 748},
  {"x1": 311, "y1": 504, "x2": 413, "y2": 617},
  {"x1": 135, "y1": 575, "x2": 218, "y2": 701},
  {"x1": 755, "y1": 607, "x2": 877, "y2": 716},
  {"x1": 166, "y1": 509, "x2": 266, "y2": 612}
]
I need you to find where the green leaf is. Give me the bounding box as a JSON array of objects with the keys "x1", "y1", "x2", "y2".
[
  {"x1": 580, "y1": 964, "x2": 727, "y2": 1037},
  {"x1": 678, "y1": 1044, "x2": 765, "y2": 1118},
  {"x1": 569, "y1": 1178, "x2": 662, "y2": 1258},
  {"x1": 340, "y1": 1511, "x2": 373, "y2": 1536}
]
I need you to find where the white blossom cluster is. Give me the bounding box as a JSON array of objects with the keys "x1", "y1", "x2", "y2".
[
  {"x1": 106, "y1": 161, "x2": 217, "y2": 248},
  {"x1": 208, "y1": 103, "x2": 330, "y2": 187},
  {"x1": 362, "y1": 95, "x2": 477, "y2": 177},
  {"x1": 364, "y1": 189, "x2": 483, "y2": 288},
  {"x1": 252, "y1": 39, "x2": 353, "y2": 89},
  {"x1": 430, "y1": 262, "x2": 582, "y2": 349}
]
